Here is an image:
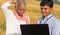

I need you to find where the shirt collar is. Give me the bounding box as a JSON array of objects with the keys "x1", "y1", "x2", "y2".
[
  {"x1": 42, "y1": 14, "x2": 53, "y2": 20},
  {"x1": 46, "y1": 14, "x2": 53, "y2": 19}
]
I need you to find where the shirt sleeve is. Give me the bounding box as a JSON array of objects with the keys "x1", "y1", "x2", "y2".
[
  {"x1": 1, "y1": 1, "x2": 13, "y2": 17},
  {"x1": 52, "y1": 22, "x2": 60, "y2": 35}
]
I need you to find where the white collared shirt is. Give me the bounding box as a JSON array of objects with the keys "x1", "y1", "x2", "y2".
[{"x1": 1, "y1": 1, "x2": 30, "y2": 35}]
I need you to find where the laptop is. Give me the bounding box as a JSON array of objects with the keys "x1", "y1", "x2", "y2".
[{"x1": 20, "y1": 24, "x2": 49, "y2": 35}]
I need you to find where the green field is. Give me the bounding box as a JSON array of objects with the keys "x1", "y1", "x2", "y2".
[{"x1": 0, "y1": 0, "x2": 60, "y2": 35}]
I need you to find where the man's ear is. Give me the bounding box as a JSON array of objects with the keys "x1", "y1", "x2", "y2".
[{"x1": 50, "y1": 7, "x2": 53, "y2": 12}]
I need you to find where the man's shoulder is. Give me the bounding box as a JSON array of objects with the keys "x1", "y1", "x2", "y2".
[
  {"x1": 51, "y1": 16, "x2": 60, "y2": 24},
  {"x1": 52, "y1": 16, "x2": 59, "y2": 21},
  {"x1": 38, "y1": 17, "x2": 42, "y2": 21},
  {"x1": 24, "y1": 14, "x2": 30, "y2": 19},
  {"x1": 37, "y1": 17, "x2": 42, "y2": 24}
]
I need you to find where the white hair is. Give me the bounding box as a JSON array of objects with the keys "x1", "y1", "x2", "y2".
[{"x1": 16, "y1": 0, "x2": 26, "y2": 8}]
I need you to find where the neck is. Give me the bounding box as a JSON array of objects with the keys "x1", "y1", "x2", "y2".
[
  {"x1": 45, "y1": 13, "x2": 52, "y2": 17},
  {"x1": 42, "y1": 13, "x2": 52, "y2": 19}
]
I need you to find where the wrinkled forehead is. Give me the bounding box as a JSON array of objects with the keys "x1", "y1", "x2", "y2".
[
  {"x1": 18, "y1": 4, "x2": 26, "y2": 9},
  {"x1": 16, "y1": 0, "x2": 26, "y2": 4},
  {"x1": 17, "y1": 0, "x2": 25, "y2": 2}
]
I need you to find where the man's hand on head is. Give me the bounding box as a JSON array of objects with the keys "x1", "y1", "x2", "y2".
[{"x1": 10, "y1": 0, "x2": 16, "y2": 4}]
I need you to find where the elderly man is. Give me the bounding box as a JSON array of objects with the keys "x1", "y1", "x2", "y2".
[
  {"x1": 38, "y1": 0, "x2": 60, "y2": 35},
  {"x1": 1, "y1": 0, "x2": 30, "y2": 35}
]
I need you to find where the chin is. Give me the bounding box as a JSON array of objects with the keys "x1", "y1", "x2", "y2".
[{"x1": 42, "y1": 14, "x2": 45, "y2": 16}]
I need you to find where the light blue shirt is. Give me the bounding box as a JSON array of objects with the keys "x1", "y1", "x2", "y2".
[{"x1": 38, "y1": 14, "x2": 60, "y2": 35}]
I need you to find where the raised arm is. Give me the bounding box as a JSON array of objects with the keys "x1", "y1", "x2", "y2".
[
  {"x1": 1, "y1": 0, "x2": 16, "y2": 17},
  {"x1": 1, "y1": 1, "x2": 13, "y2": 16}
]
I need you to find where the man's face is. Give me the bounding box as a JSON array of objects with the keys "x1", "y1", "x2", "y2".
[
  {"x1": 16, "y1": 3, "x2": 26, "y2": 17},
  {"x1": 40, "y1": 5, "x2": 53, "y2": 17}
]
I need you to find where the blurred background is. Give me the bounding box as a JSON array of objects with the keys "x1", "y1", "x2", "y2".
[{"x1": 0, "y1": 0, "x2": 60, "y2": 35}]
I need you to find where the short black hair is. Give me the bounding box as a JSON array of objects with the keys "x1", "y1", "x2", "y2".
[{"x1": 40, "y1": 0, "x2": 53, "y2": 8}]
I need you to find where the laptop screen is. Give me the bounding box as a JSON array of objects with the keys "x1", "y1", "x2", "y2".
[{"x1": 20, "y1": 24, "x2": 49, "y2": 35}]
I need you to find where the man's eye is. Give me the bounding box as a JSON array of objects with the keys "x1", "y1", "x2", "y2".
[{"x1": 44, "y1": 8, "x2": 47, "y2": 10}]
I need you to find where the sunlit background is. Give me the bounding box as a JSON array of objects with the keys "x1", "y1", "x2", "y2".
[{"x1": 0, "y1": 0, "x2": 60, "y2": 35}]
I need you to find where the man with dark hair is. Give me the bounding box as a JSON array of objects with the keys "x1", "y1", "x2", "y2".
[{"x1": 38, "y1": 0, "x2": 60, "y2": 35}]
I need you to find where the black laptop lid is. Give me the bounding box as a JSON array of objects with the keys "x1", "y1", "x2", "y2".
[{"x1": 20, "y1": 24, "x2": 49, "y2": 35}]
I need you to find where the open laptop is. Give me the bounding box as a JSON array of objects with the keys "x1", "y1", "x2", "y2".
[{"x1": 20, "y1": 24, "x2": 49, "y2": 35}]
